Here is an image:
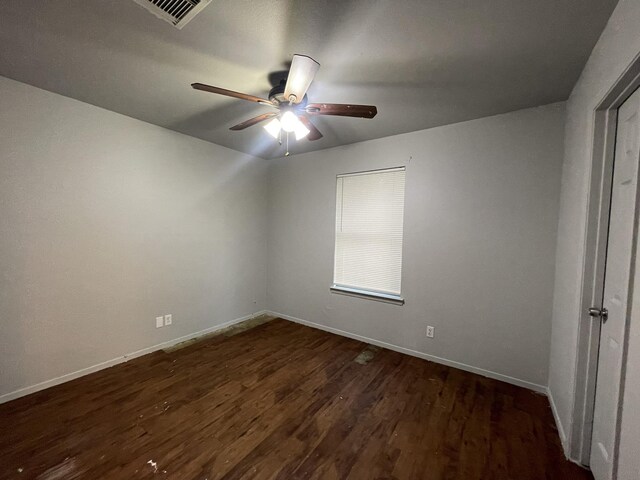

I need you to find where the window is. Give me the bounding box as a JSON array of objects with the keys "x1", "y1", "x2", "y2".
[{"x1": 331, "y1": 167, "x2": 406, "y2": 305}]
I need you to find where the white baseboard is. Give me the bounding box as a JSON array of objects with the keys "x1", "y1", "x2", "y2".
[
  {"x1": 0, "y1": 310, "x2": 268, "y2": 405},
  {"x1": 2, "y1": 309, "x2": 547, "y2": 404},
  {"x1": 268, "y1": 310, "x2": 547, "y2": 394},
  {"x1": 547, "y1": 386, "x2": 570, "y2": 454}
]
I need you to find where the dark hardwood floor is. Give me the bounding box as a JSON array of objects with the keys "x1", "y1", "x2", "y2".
[{"x1": 0, "y1": 318, "x2": 591, "y2": 479}]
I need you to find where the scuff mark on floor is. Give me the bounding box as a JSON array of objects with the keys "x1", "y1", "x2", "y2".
[
  {"x1": 163, "y1": 314, "x2": 276, "y2": 353},
  {"x1": 36, "y1": 457, "x2": 77, "y2": 480}
]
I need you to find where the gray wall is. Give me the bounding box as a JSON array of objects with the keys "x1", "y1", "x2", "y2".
[
  {"x1": 0, "y1": 76, "x2": 268, "y2": 399},
  {"x1": 267, "y1": 103, "x2": 565, "y2": 389},
  {"x1": 0, "y1": 75, "x2": 568, "y2": 401},
  {"x1": 548, "y1": 0, "x2": 640, "y2": 453}
]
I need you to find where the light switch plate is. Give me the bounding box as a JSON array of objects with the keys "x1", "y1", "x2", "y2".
[{"x1": 156, "y1": 316, "x2": 164, "y2": 328}]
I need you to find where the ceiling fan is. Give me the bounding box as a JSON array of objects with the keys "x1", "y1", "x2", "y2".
[{"x1": 191, "y1": 55, "x2": 378, "y2": 153}]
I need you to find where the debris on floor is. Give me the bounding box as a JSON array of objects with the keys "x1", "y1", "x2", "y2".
[
  {"x1": 147, "y1": 460, "x2": 158, "y2": 473},
  {"x1": 354, "y1": 344, "x2": 381, "y2": 365}
]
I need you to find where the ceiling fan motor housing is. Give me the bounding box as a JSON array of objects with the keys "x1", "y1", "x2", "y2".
[{"x1": 269, "y1": 80, "x2": 308, "y2": 108}]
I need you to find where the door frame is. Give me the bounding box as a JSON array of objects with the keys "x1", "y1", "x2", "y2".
[{"x1": 570, "y1": 52, "x2": 640, "y2": 467}]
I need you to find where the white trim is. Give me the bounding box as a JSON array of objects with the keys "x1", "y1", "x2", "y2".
[
  {"x1": 548, "y1": 386, "x2": 593, "y2": 471},
  {"x1": 336, "y1": 166, "x2": 406, "y2": 178},
  {"x1": 548, "y1": 386, "x2": 569, "y2": 452},
  {"x1": 569, "y1": 51, "x2": 640, "y2": 465},
  {"x1": 330, "y1": 285, "x2": 405, "y2": 305},
  {"x1": 0, "y1": 310, "x2": 267, "y2": 404},
  {"x1": 267, "y1": 310, "x2": 547, "y2": 394}
]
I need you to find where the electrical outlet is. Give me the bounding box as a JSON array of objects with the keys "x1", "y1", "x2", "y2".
[
  {"x1": 426, "y1": 326, "x2": 435, "y2": 338},
  {"x1": 155, "y1": 316, "x2": 164, "y2": 328},
  {"x1": 164, "y1": 314, "x2": 172, "y2": 326}
]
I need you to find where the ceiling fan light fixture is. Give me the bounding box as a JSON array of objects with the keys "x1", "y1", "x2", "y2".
[
  {"x1": 264, "y1": 118, "x2": 281, "y2": 139},
  {"x1": 294, "y1": 121, "x2": 310, "y2": 140},
  {"x1": 280, "y1": 111, "x2": 299, "y2": 133}
]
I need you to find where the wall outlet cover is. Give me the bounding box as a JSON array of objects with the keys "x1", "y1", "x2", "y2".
[
  {"x1": 164, "y1": 314, "x2": 172, "y2": 326},
  {"x1": 426, "y1": 326, "x2": 435, "y2": 338}
]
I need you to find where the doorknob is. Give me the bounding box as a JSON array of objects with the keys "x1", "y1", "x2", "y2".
[{"x1": 588, "y1": 307, "x2": 609, "y2": 322}]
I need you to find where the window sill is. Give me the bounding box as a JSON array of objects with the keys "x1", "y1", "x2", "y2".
[{"x1": 330, "y1": 285, "x2": 405, "y2": 306}]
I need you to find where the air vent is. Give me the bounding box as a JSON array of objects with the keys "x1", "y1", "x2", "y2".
[{"x1": 132, "y1": 0, "x2": 212, "y2": 29}]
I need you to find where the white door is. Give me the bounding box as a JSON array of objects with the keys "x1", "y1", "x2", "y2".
[
  {"x1": 590, "y1": 86, "x2": 640, "y2": 480},
  {"x1": 617, "y1": 197, "x2": 640, "y2": 480}
]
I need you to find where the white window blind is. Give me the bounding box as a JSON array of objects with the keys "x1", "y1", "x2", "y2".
[{"x1": 333, "y1": 167, "x2": 406, "y2": 298}]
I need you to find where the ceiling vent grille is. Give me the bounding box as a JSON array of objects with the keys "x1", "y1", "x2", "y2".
[{"x1": 132, "y1": 0, "x2": 212, "y2": 29}]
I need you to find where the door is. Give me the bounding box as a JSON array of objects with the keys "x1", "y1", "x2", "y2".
[
  {"x1": 617, "y1": 201, "x2": 640, "y2": 480},
  {"x1": 590, "y1": 86, "x2": 640, "y2": 480}
]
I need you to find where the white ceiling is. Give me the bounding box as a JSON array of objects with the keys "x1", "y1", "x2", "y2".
[{"x1": 0, "y1": 0, "x2": 617, "y2": 159}]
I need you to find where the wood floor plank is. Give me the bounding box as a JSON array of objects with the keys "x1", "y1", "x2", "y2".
[{"x1": 0, "y1": 319, "x2": 591, "y2": 480}]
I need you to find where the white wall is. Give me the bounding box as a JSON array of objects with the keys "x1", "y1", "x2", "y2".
[
  {"x1": 267, "y1": 103, "x2": 565, "y2": 390},
  {"x1": 548, "y1": 0, "x2": 640, "y2": 456},
  {"x1": 0, "y1": 76, "x2": 268, "y2": 400}
]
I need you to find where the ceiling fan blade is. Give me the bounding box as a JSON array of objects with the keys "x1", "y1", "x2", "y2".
[
  {"x1": 305, "y1": 103, "x2": 377, "y2": 119},
  {"x1": 284, "y1": 55, "x2": 320, "y2": 104},
  {"x1": 191, "y1": 83, "x2": 274, "y2": 106},
  {"x1": 298, "y1": 115, "x2": 323, "y2": 141},
  {"x1": 229, "y1": 112, "x2": 278, "y2": 131}
]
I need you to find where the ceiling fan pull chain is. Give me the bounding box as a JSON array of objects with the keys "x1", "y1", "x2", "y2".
[{"x1": 285, "y1": 131, "x2": 290, "y2": 156}]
